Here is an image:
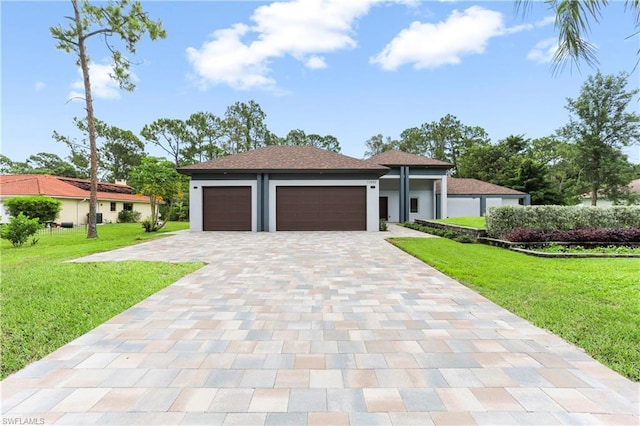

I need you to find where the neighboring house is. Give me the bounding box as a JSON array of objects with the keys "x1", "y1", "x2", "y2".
[
  {"x1": 436, "y1": 178, "x2": 530, "y2": 217},
  {"x1": 577, "y1": 178, "x2": 640, "y2": 207},
  {"x1": 0, "y1": 174, "x2": 153, "y2": 225},
  {"x1": 178, "y1": 146, "x2": 532, "y2": 232}
]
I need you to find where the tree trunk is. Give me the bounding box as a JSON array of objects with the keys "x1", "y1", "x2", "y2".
[
  {"x1": 74, "y1": 0, "x2": 98, "y2": 238},
  {"x1": 591, "y1": 186, "x2": 598, "y2": 206}
]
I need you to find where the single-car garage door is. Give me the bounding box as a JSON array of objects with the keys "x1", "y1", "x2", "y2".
[
  {"x1": 203, "y1": 186, "x2": 251, "y2": 231},
  {"x1": 276, "y1": 186, "x2": 366, "y2": 231}
]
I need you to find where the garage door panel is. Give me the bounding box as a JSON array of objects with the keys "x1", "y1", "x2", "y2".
[
  {"x1": 203, "y1": 186, "x2": 251, "y2": 231},
  {"x1": 276, "y1": 186, "x2": 366, "y2": 231}
]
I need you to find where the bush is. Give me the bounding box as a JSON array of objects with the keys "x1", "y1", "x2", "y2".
[
  {"x1": 141, "y1": 218, "x2": 160, "y2": 233},
  {"x1": 117, "y1": 209, "x2": 142, "y2": 223},
  {"x1": 453, "y1": 235, "x2": 475, "y2": 243},
  {"x1": 4, "y1": 196, "x2": 61, "y2": 224},
  {"x1": 402, "y1": 222, "x2": 474, "y2": 243},
  {"x1": 1, "y1": 213, "x2": 42, "y2": 247},
  {"x1": 486, "y1": 206, "x2": 640, "y2": 238},
  {"x1": 379, "y1": 220, "x2": 388, "y2": 231},
  {"x1": 504, "y1": 227, "x2": 640, "y2": 243}
]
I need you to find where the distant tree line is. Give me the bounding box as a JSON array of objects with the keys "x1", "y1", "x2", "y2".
[
  {"x1": 0, "y1": 100, "x2": 341, "y2": 182},
  {"x1": 364, "y1": 72, "x2": 640, "y2": 206},
  {"x1": 2, "y1": 73, "x2": 639, "y2": 207}
]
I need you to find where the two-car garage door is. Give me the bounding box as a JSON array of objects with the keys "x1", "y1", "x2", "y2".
[
  {"x1": 202, "y1": 185, "x2": 367, "y2": 231},
  {"x1": 276, "y1": 186, "x2": 366, "y2": 231}
]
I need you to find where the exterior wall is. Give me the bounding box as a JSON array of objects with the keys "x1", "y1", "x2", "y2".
[
  {"x1": 189, "y1": 179, "x2": 258, "y2": 232},
  {"x1": 578, "y1": 198, "x2": 615, "y2": 207},
  {"x1": 0, "y1": 200, "x2": 7, "y2": 223},
  {"x1": 380, "y1": 176, "x2": 438, "y2": 222},
  {"x1": 500, "y1": 198, "x2": 520, "y2": 206},
  {"x1": 447, "y1": 197, "x2": 481, "y2": 217},
  {"x1": 96, "y1": 200, "x2": 153, "y2": 224},
  {"x1": 379, "y1": 178, "x2": 400, "y2": 222},
  {"x1": 0, "y1": 196, "x2": 152, "y2": 225},
  {"x1": 408, "y1": 179, "x2": 435, "y2": 222},
  {"x1": 268, "y1": 179, "x2": 379, "y2": 232}
]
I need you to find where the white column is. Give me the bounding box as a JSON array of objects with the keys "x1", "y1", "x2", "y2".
[{"x1": 440, "y1": 175, "x2": 448, "y2": 219}]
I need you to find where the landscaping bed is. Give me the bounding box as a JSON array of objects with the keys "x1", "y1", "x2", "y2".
[{"x1": 415, "y1": 219, "x2": 487, "y2": 239}]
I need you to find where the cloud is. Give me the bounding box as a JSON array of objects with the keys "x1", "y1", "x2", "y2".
[
  {"x1": 69, "y1": 62, "x2": 136, "y2": 101},
  {"x1": 500, "y1": 15, "x2": 555, "y2": 35},
  {"x1": 370, "y1": 6, "x2": 504, "y2": 70},
  {"x1": 371, "y1": 7, "x2": 556, "y2": 71},
  {"x1": 187, "y1": 0, "x2": 410, "y2": 91},
  {"x1": 34, "y1": 81, "x2": 45, "y2": 91},
  {"x1": 527, "y1": 37, "x2": 558, "y2": 63},
  {"x1": 305, "y1": 56, "x2": 328, "y2": 69}
]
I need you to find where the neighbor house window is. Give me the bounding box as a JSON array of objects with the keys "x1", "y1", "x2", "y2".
[
  {"x1": 110, "y1": 202, "x2": 117, "y2": 212},
  {"x1": 410, "y1": 198, "x2": 419, "y2": 213},
  {"x1": 123, "y1": 203, "x2": 133, "y2": 211}
]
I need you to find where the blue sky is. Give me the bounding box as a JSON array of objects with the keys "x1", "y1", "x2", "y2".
[{"x1": 2, "y1": 1, "x2": 639, "y2": 165}]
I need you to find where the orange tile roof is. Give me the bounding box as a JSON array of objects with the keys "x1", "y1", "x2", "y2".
[{"x1": 0, "y1": 174, "x2": 151, "y2": 203}]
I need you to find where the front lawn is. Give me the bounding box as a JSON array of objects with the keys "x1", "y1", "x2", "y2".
[
  {"x1": 391, "y1": 237, "x2": 640, "y2": 381},
  {"x1": 433, "y1": 216, "x2": 486, "y2": 228},
  {"x1": 1, "y1": 222, "x2": 203, "y2": 379}
]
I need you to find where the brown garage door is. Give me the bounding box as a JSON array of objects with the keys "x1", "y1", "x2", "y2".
[
  {"x1": 276, "y1": 186, "x2": 366, "y2": 231},
  {"x1": 203, "y1": 186, "x2": 251, "y2": 231}
]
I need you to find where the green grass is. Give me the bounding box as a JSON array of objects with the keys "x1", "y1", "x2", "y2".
[
  {"x1": 433, "y1": 216, "x2": 486, "y2": 228},
  {"x1": 1, "y1": 222, "x2": 203, "y2": 379},
  {"x1": 390, "y1": 237, "x2": 640, "y2": 381}
]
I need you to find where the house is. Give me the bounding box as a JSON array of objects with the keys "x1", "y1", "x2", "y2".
[
  {"x1": 0, "y1": 174, "x2": 153, "y2": 225},
  {"x1": 436, "y1": 178, "x2": 530, "y2": 217},
  {"x1": 577, "y1": 178, "x2": 640, "y2": 206},
  {"x1": 178, "y1": 146, "x2": 388, "y2": 231},
  {"x1": 178, "y1": 146, "x2": 530, "y2": 232}
]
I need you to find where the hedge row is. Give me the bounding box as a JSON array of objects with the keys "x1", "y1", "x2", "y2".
[
  {"x1": 402, "y1": 222, "x2": 475, "y2": 243},
  {"x1": 486, "y1": 205, "x2": 640, "y2": 239},
  {"x1": 504, "y1": 227, "x2": 640, "y2": 243},
  {"x1": 3, "y1": 196, "x2": 62, "y2": 224}
]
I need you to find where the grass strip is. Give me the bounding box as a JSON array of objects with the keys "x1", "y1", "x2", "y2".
[
  {"x1": 433, "y1": 216, "x2": 486, "y2": 228},
  {"x1": 1, "y1": 222, "x2": 203, "y2": 379},
  {"x1": 391, "y1": 237, "x2": 640, "y2": 381}
]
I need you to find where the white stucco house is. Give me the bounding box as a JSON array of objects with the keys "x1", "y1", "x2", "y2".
[
  {"x1": 0, "y1": 174, "x2": 153, "y2": 225},
  {"x1": 577, "y1": 179, "x2": 640, "y2": 207},
  {"x1": 178, "y1": 146, "x2": 530, "y2": 232}
]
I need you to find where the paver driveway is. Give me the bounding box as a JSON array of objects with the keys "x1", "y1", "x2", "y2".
[{"x1": 1, "y1": 225, "x2": 638, "y2": 425}]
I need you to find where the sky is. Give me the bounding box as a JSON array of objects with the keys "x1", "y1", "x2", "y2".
[{"x1": 2, "y1": 0, "x2": 639, "y2": 166}]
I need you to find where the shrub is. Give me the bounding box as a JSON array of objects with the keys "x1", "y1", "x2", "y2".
[
  {"x1": 504, "y1": 227, "x2": 640, "y2": 243},
  {"x1": 4, "y1": 196, "x2": 61, "y2": 224},
  {"x1": 503, "y1": 228, "x2": 548, "y2": 242},
  {"x1": 486, "y1": 206, "x2": 640, "y2": 238},
  {"x1": 379, "y1": 220, "x2": 388, "y2": 231},
  {"x1": 141, "y1": 218, "x2": 160, "y2": 232},
  {"x1": 453, "y1": 235, "x2": 475, "y2": 243},
  {"x1": 117, "y1": 209, "x2": 142, "y2": 223},
  {"x1": 402, "y1": 222, "x2": 474, "y2": 243},
  {"x1": 1, "y1": 213, "x2": 42, "y2": 247}
]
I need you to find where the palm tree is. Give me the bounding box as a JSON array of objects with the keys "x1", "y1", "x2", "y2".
[{"x1": 516, "y1": 0, "x2": 639, "y2": 72}]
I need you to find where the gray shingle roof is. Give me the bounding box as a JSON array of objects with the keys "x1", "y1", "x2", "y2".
[
  {"x1": 179, "y1": 146, "x2": 389, "y2": 174},
  {"x1": 437, "y1": 178, "x2": 526, "y2": 195},
  {"x1": 366, "y1": 150, "x2": 453, "y2": 167}
]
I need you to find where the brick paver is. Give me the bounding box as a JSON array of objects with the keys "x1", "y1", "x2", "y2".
[{"x1": 1, "y1": 225, "x2": 638, "y2": 425}]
